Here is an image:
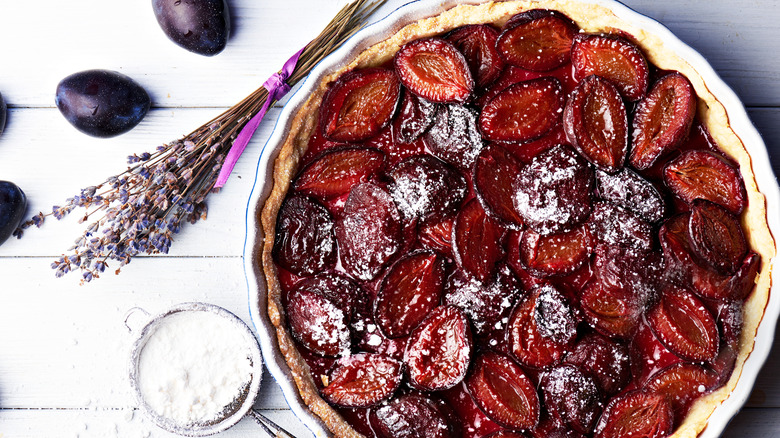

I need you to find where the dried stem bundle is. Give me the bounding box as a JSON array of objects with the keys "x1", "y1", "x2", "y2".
[{"x1": 15, "y1": 0, "x2": 387, "y2": 282}]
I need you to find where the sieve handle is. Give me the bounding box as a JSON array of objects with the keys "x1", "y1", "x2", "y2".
[
  {"x1": 248, "y1": 409, "x2": 298, "y2": 437},
  {"x1": 123, "y1": 307, "x2": 151, "y2": 333}
]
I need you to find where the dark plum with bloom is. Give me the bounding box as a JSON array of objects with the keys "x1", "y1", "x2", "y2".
[
  {"x1": 152, "y1": 0, "x2": 230, "y2": 56},
  {"x1": 0, "y1": 181, "x2": 26, "y2": 246},
  {"x1": 55, "y1": 70, "x2": 150, "y2": 138}
]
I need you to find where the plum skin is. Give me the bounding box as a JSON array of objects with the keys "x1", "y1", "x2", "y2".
[
  {"x1": 55, "y1": 70, "x2": 151, "y2": 138},
  {"x1": 0, "y1": 181, "x2": 27, "y2": 246},
  {"x1": 0, "y1": 92, "x2": 6, "y2": 137},
  {"x1": 152, "y1": 0, "x2": 231, "y2": 56}
]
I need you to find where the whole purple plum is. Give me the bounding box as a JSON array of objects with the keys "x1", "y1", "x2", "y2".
[{"x1": 152, "y1": 0, "x2": 230, "y2": 56}]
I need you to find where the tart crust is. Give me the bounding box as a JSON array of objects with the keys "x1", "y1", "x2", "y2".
[{"x1": 258, "y1": 2, "x2": 776, "y2": 437}]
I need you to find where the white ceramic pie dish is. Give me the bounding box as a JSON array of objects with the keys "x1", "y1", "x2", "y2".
[{"x1": 243, "y1": 1, "x2": 780, "y2": 437}]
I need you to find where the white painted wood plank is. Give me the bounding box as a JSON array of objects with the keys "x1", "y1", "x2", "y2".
[
  {"x1": 0, "y1": 1, "x2": 777, "y2": 108},
  {"x1": 0, "y1": 408, "x2": 314, "y2": 438},
  {"x1": 0, "y1": 257, "x2": 293, "y2": 411},
  {"x1": 0, "y1": 106, "x2": 283, "y2": 258}
]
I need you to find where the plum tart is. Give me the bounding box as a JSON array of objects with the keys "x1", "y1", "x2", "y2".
[{"x1": 258, "y1": 2, "x2": 775, "y2": 438}]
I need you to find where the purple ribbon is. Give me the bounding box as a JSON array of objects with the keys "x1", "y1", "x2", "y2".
[{"x1": 214, "y1": 47, "x2": 306, "y2": 188}]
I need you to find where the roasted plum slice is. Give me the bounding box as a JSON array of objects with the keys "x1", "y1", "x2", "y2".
[
  {"x1": 588, "y1": 201, "x2": 653, "y2": 252},
  {"x1": 647, "y1": 286, "x2": 720, "y2": 362},
  {"x1": 580, "y1": 277, "x2": 645, "y2": 340},
  {"x1": 513, "y1": 144, "x2": 594, "y2": 236},
  {"x1": 405, "y1": 305, "x2": 473, "y2": 391},
  {"x1": 444, "y1": 264, "x2": 523, "y2": 342},
  {"x1": 395, "y1": 37, "x2": 474, "y2": 103},
  {"x1": 466, "y1": 351, "x2": 541, "y2": 430},
  {"x1": 629, "y1": 72, "x2": 697, "y2": 169},
  {"x1": 480, "y1": 77, "x2": 566, "y2": 143},
  {"x1": 425, "y1": 104, "x2": 485, "y2": 171},
  {"x1": 644, "y1": 363, "x2": 719, "y2": 413},
  {"x1": 571, "y1": 34, "x2": 649, "y2": 101},
  {"x1": 563, "y1": 75, "x2": 628, "y2": 172},
  {"x1": 336, "y1": 182, "x2": 402, "y2": 281},
  {"x1": 294, "y1": 272, "x2": 364, "y2": 321},
  {"x1": 474, "y1": 143, "x2": 526, "y2": 227},
  {"x1": 392, "y1": 89, "x2": 437, "y2": 144},
  {"x1": 659, "y1": 213, "x2": 759, "y2": 301},
  {"x1": 369, "y1": 394, "x2": 458, "y2": 438},
  {"x1": 286, "y1": 288, "x2": 351, "y2": 357},
  {"x1": 453, "y1": 198, "x2": 507, "y2": 283},
  {"x1": 273, "y1": 195, "x2": 336, "y2": 276},
  {"x1": 418, "y1": 214, "x2": 455, "y2": 254},
  {"x1": 497, "y1": 9, "x2": 578, "y2": 71},
  {"x1": 445, "y1": 24, "x2": 504, "y2": 89},
  {"x1": 388, "y1": 155, "x2": 467, "y2": 222},
  {"x1": 518, "y1": 224, "x2": 593, "y2": 277},
  {"x1": 321, "y1": 353, "x2": 403, "y2": 407},
  {"x1": 508, "y1": 284, "x2": 578, "y2": 368},
  {"x1": 293, "y1": 147, "x2": 385, "y2": 200},
  {"x1": 320, "y1": 68, "x2": 401, "y2": 142},
  {"x1": 688, "y1": 199, "x2": 748, "y2": 274},
  {"x1": 540, "y1": 364, "x2": 603, "y2": 434},
  {"x1": 375, "y1": 251, "x2": 445, "y2": 338},
  {"x1": 663, "y1": 150, "x2": 747, "y2": 215},
  {"x1": 487, "y1": 432, "x2": 531, "y2": 438},
  {"x1": 595, "y1": 168, "x2": 665, "y2": 223},
  {"x1": 565, "y1": 332, "x2": 631, "y2": 397},
  {"x1": 593, "y1": 391, "x2": 674, "y2": 438}
]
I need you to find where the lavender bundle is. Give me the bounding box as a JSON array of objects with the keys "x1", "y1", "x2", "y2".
[{"x1": 15, "y1": 0, "x2": 387, "y2": 282}]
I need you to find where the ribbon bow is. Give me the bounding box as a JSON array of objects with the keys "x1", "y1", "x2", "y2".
[{"x1": 214, "y1": 47, "x2": 305, "y2": 188}]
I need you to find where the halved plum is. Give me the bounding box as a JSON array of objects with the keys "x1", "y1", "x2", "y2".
[
  {"x1": 320, "y1": 68, "x2": 401, "y2": 142},
  {"x1": 540, "y1": 364, "x2": 603, "y2": 435},
  {"x1": 663, "y1": 150, "x2": 747, "y2": 215},
  {"x1": 369, "y1": 394, "x2": 459, "y2": 438},
  {"x1": 293, "y1": 147, "x2": 385, "y2": 200},
  {"x1": 595, "y1": 168, "x2": 666, "y2": 223},
  {"x1": 563, "y1": 75, "x2": 628, "y2": 172},
  {"x1": 446, "y1": 24, "x2": 505, "y2": 89},
  {"x1": 629, "y1": 72, "x2": 697, "y2": 170},
  {"x1": 336, "y1": 182, "x2": 402, "y2": 281},
  {"x1": 273, "y1": 195, "x2": 336, "y2": 276},
  {"x1": 294, "y1": 272, "x2": 364, "y2": 321},
  {"x1": 392, "y1": 89, "x2": 437, "y2": 144},
  {"x1": 480, "y1": 77, "x2": 566, "y2": 143},
  {"x1": 375, "y1": 251, "x2": 444, "y2": 338},
  {"x1": 395, "y1": 37, "x2": 474, "y2": 103},
  {"x1": 425, "y1": 104, "x2": 485, "y2": 171},
  {"x1": 286, "y1": 288, "x2": 351, "y2": 357},
  {"x1": 444, "y1": 264, "x2": 523, "y2": 342},
  {"x1": 466, "y1": 351, "x2": 541, "y2": 430},
  {"x1": 565, "y1": 332, "x2": 631, "y2": 397},
  {"x1": 418, "y1": 214, "x2": 456, "y2": 254},
  {"x1": 647, "y1": 286, "x2": 720, "y2": 362},
  {"x1": 453, "y1": 198, "x2": 507, "y2": 283},
  {"x1": 321, "y1": 353, "x2": 403, "y2": 407},
  {"x1": 518, "y1": 224, "x2": 593, "y2": 277},
  {"x1": 594, "y1": 391, "x2": 674, "y2": 438},
  {"x1": 644, "y1": 362, "x2": 719, "y2": 413},
  {"x1": 580, "y1": 277, "x2": 645, "y2": 339},
  {"x1": 474, "y1": 143, "x2": 526, "y2": 228},
  {"x1": 513, "y1": 144, "x2": 593, "y2": 235},
  {"x1": 688, "y1": 199, "x2": 748, "y2": 274},
  {"x1": 497, "y1": 9, "x2": 578, "y2": 71},
  {"x1": 388, "y1": 155, "x2": 467, "y2": 222},
  {"x1": 571, "y1": 34, "x2": 649, "y2": 101},
  {"x1": 588, "y1": 201, "x2": 653, "y2": 252},
  {"x1": 405, "y1": 305, "x2": 473, "y2": 391},
  {"x1": 508, "y1": 284, "x2": 578, "y2": 368}
]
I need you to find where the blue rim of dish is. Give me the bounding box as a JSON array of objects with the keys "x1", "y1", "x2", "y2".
[{"x1": 242, "y1": 1, "x2": 780, "y2": 437}]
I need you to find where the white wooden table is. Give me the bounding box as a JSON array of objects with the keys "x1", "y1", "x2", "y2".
[{"x1": 0, "y1": 1, "x2": 777, "y2": 437}]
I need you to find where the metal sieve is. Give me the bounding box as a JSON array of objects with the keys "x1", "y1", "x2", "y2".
[{"x1": 126, "y1": 302, "x2": 295, "y2": 437}]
